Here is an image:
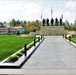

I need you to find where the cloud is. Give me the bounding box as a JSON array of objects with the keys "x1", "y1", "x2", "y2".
[
  {"x1": 53, "y1": 11, "x2": 62, "y2": 19},
  {"x1": 65, "y1": 1, "x2": 76, "y2": 9},
  {"x1": 23, "y1": 2, "x2": 41, "y2": 16},
  {"x1": 0, "y1": 2, "x2": 41, "y2": 21},
  {"x1": 0, "y1": 3, "x2": 22, "y2": 12},
  {"x1": 63, "y1": 11, "x2": 75, "y2": 23},
  {"x1": 44, "y1": 10, "x2": 75, "y2": 23},
  {"x1": 42, "y1": 9, "x2": 51, "y2": 19}
]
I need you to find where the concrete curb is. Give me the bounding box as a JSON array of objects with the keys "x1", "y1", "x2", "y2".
[
  {"x1": 63, "y1": 38, "x2": 76, "y2": 48},
  {"x1": 0, "y1": 38, "x2": 45, "y2": 68}
]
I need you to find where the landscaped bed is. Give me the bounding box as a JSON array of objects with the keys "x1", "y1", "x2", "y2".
[
  {"x1": 0, "y1": 34, "x2": 34, "y2": 62},
  {"x1": 0, "y1": 35, "x2": 44, "y2": 68}
]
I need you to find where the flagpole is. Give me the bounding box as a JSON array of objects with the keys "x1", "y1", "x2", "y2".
[
  {"x1": 51, "y1": 7, "x2": 53, "y2": 26},
  {"x1": 51, "y1": 7, "x2": 53, "y2": 19},
  {"x1": 41, "y1": 12, "x2": 42, "y2": 29}
]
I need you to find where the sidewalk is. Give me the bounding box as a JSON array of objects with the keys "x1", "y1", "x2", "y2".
[
  {"x1": 0, "y1": 36, "x2": 76, "y2": 74},
  {"x1": 22, "y1": 37, "x2": 76, "y2": 69}
]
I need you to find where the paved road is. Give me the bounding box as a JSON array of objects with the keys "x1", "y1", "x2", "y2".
[{"x1": 22, "y1": 37, "x2": 76, "y2": 69}]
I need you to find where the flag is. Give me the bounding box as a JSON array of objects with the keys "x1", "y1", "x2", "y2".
[
  {"x1": 51, "y1": 7, "x2": 53, "y2": 19},
  {"x1": 51, "y1": 7, "x2": 53, "y2": 15},
  {"x1": 61, "y1": 14, "x2": 63, "y2": 19},
  {"x1": 41, "y1": 12, "x2": 42, "y2": 20}
]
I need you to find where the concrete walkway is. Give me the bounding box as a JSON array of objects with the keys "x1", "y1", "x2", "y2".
[
  {"x1": 1, "y1": 36, "x2": 76, "y2": 74},
  {"x1": 22, "y1": 37, "x2": 76, "y2": 69}
]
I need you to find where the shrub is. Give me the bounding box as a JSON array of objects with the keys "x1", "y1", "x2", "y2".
[
  {"x1": 27, "y1": 45, "x2": 31, "y2": 49},
  {"x1": 27, "y1": 42, "x2": 34, "y2": 50},
  {"x1": 65, "y1": 35, "x2": 67, "y2": 39},
  {"x1": 20, "y1": 50, "x2": 25, "y2": 53},
  {"x1": 8, "y1": 55, "x2": 18, "y2": 62},
  {"x1": 17, "y1": 31, "x2": 20, "y2": 35},
  {"x1": 29, "y1": 42, "x2": 34, "y2": 47},
  {"x1": 16, "y1": 52, "x2": 23, "y2": 57},
  {"x1": 36, "y1": 38, "x2": 39, "y2": 43}
]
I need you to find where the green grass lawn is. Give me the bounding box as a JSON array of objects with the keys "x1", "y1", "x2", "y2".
[
  {"x1": 0, "y1": 35, "x2": 34, "y2": 61},
  {"x1": 71, "y1": 37, "x2": 76, "y2": 43}
]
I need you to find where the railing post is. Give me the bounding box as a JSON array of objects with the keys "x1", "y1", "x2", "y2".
[
  {"x1": 69, "y1": 36, "x2": 71, "y2": 42},
  {"x1": 24, "y1": 43, "x2": 27, "y2": 56},
  {"x1": 34, "y1": 39, "x2": 36, "y2": 46},
  {"x1": 41, "y1": 35, "x2": 42, "y2": 39},
  {"x1": 63, "y1": 34, "x2": 64, "y2": 38},
  {"x1": 38, "y1": 37, "x2": 40, "y2": 42},
  {"x1": 43, "y1": 34, "x2": 44, "y2": 38}
]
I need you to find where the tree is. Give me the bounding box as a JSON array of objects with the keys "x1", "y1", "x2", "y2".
[
  {"x1": 63, "y1": 20, "x2": 69, "y2": 30},
  {"x1": 24, "y1": 20, "x2": 27, "y2": 24},
  {"x1": 10, "y1": 18, "x2": 16, "y2": 26},
  {"x1": 0, "y1": 22, "x2": 3, "y2": 27},
  {"x1": 4, "y1": 21, "x2": 6, "y2": 24},
  {"x1": 30, "y1": 26, "x2": 36, "y2": 32},
  {"x1": 74, "y1": 20, "x2": 76, "y2": 31},
  {"x1": 65, "y1": 20, "x2": 69, "y2": 26},
  {"x1": 16, "y1": 20, "x2": 21, "y2": 25},
  {"x1": 75, "y1": 20, "x2": 76, "y2": 26},
  {"x1": 9, "y1": 18, "x2": 41, "y2": 33},
  {"x1": 35, "y1": 20, "x2": 41, "y2": 30}
]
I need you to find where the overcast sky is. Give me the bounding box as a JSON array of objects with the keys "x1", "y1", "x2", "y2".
[{"x1": 0, "y1": 0, "x2": 76, "y2": 23}]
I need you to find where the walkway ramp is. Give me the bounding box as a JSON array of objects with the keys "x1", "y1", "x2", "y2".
[{"x1": 22, "y1": 37, "x2": 76, "y2": 69}]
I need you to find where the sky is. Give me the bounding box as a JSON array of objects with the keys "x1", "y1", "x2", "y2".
[{"x1": 0, "y1": 0, "x2": 76, "y2": 23}]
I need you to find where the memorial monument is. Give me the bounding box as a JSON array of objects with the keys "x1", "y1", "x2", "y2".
[
  {"x1": 40, "y1": 17, "x2": 66, "y2": 36},
  {"x1": 30, "y1": 10, "x2": 66, "y2": 36}
]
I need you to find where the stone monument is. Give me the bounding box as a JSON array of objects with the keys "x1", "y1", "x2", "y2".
[
  {"x1": 30, "y1": 15, "x2": 66, "y2": 36},
  {"x1": 39, "y1": 17, "x2": 66, "y2": 36}
]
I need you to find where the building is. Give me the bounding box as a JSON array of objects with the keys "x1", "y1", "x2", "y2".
[
  {"x1": 0, "y1": 26, "x2": 25, "y2": 34},
  {"x1": 12, "y1": 26, "x2": 25, "y2": 34}
]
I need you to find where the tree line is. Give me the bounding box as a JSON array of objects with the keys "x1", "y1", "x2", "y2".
[
  {"x1": 0, "y1": 18, "x2": 41, "y2": 33},
  {"x1": 63, "y1": 20, "x2": 76, "y2": 31},
  {"x1": 0, "y1": 18, "x2": 76, "y2": 33}
]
